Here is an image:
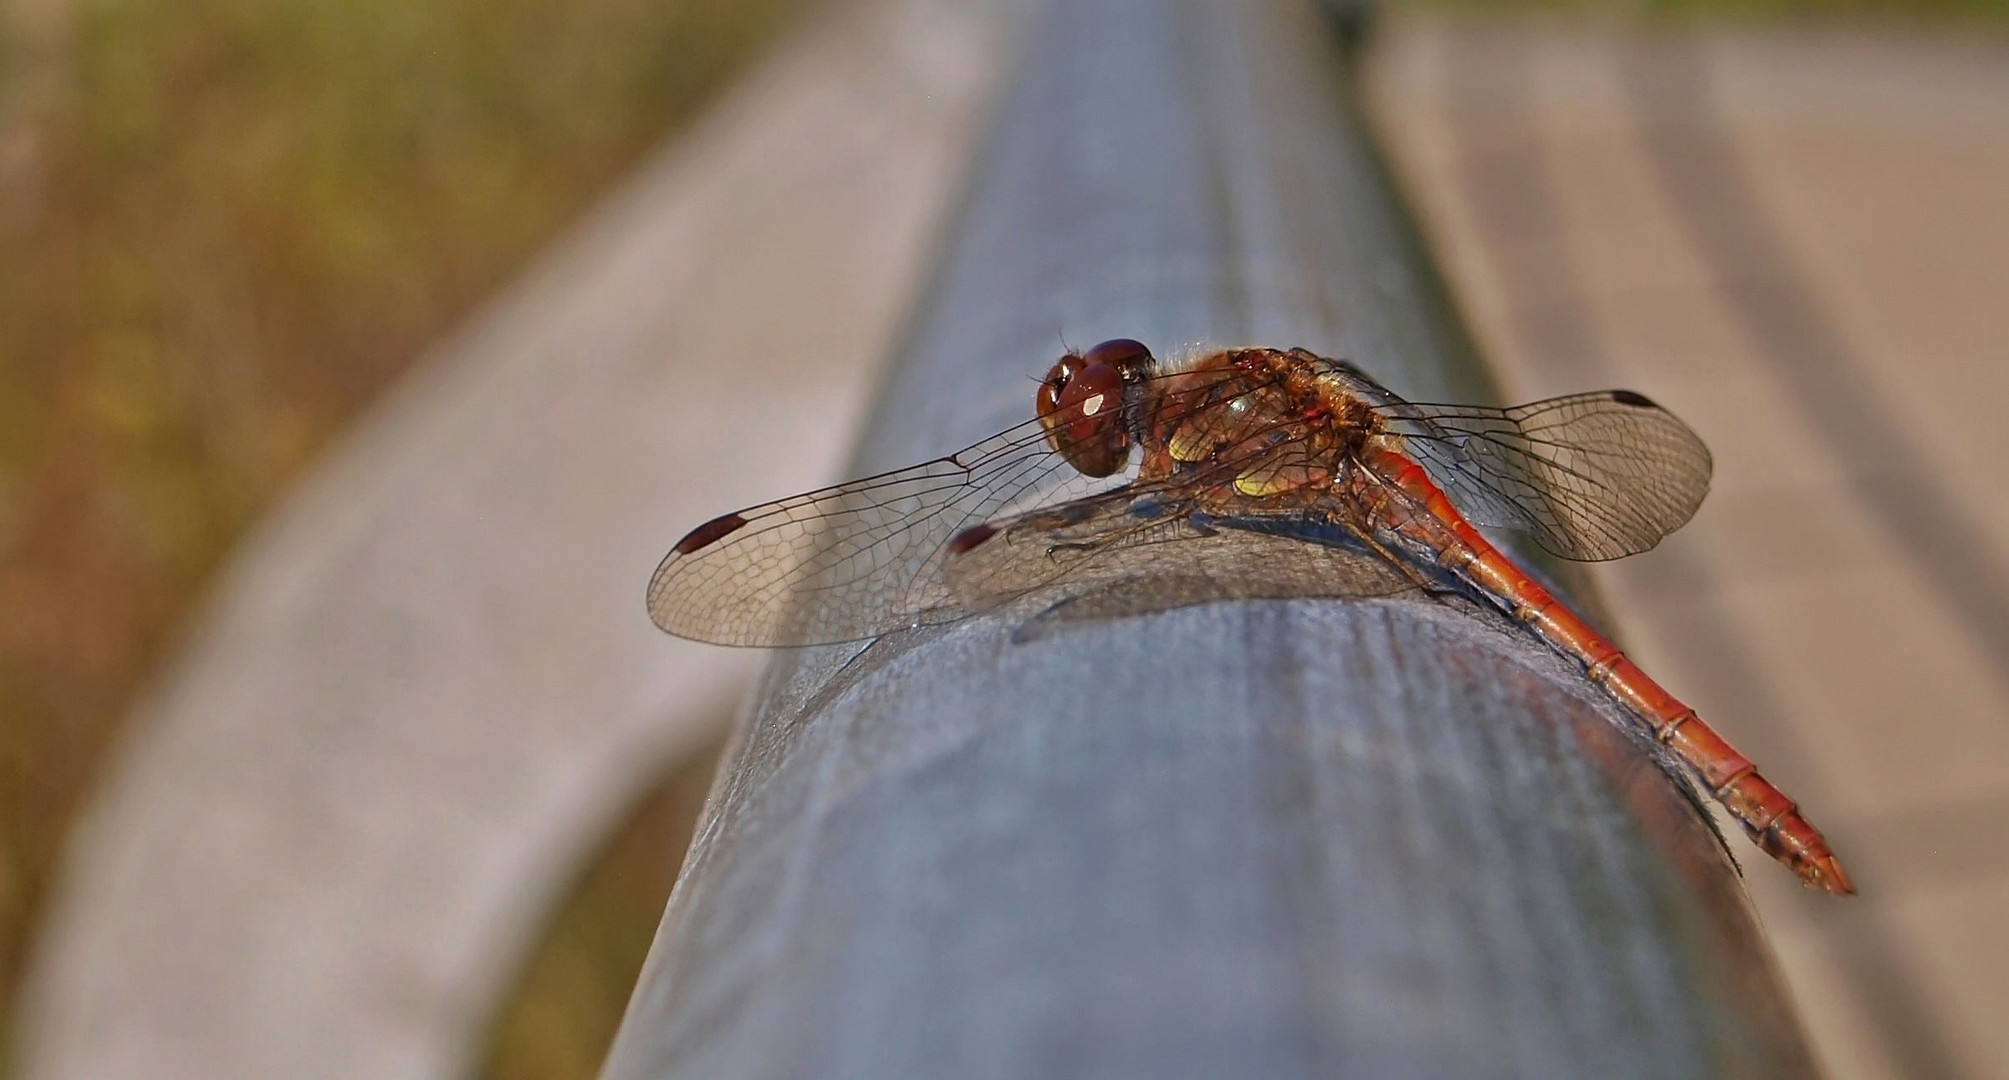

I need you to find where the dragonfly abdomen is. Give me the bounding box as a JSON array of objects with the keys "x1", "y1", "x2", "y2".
[{"x1": 1360, "y1": 445, "x2": 1854, "y2": 895}]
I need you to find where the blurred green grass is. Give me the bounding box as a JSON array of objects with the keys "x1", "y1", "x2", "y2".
[{"x1": 0, "y1": 0, "x2": 799, "y2": 1067}]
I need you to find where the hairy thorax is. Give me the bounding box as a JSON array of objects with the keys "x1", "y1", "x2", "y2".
[{"x1": 1138, "y1": 347, "x2": 1386, "y2": 517}]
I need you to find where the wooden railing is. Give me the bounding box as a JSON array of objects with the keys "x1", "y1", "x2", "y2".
[{"x1": 601, "y1": 0, "x2": 1820, "y2": 1076}]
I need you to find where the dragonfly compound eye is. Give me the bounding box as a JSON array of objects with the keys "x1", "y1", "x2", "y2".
[
  {"x1": 1038, "y1": 349, "x2": 1133, "y2": 478},
  {"x1": 1080, "y1": 337, "x2": 1153, "y2": 371}
]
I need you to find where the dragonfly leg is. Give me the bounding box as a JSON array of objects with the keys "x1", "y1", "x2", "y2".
[{"x1": 1349, "y1": 523, "x2": 1463, "y2": 597}]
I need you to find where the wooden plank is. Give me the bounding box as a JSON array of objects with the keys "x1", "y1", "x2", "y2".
[{"x1": 601, "y1": 0, "x2": 1821, "y2": 1076}]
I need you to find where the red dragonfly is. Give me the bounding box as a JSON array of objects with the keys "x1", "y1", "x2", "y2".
[{"x1": 649, "y1": 339, "x2": 1852, "y2": 895}]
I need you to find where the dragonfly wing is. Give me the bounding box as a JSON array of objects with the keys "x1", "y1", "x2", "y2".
[
  {"x1": 949, "y1": 496, "x2": 1419, "y2": 619},
  {"x1": 648, "y1": 417, "x2": 1115, "y2": 646},
  {"x1": 650, "y1": 365, "x2": 1286, "y2": 646},
  {"x1": 1388, "y1": 390, "x2": 1713, "y2": 561},
  {"x1": 942, "y1": 487, "x2": 1219, "y2": 611}
]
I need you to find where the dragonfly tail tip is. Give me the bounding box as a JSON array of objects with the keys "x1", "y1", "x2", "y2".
[{"x1": 1804, "y1": 853, "x2": 1856, "y2": 896}]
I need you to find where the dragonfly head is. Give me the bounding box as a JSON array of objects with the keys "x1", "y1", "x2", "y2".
[{"x1": 1039, "y1": 338, "x2": 1152, "y2": 478}]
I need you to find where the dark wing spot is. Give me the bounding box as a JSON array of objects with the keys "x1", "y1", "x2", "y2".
[
  {"x1": 948, "y1": 522, "x2": 998, "y2": 555},
  {"x1": 674, "y1": 512, "x2": 749, "y2": 554},
  {"x1": 1609, "y1": 389, "x2": 1658, "y2": 408}
]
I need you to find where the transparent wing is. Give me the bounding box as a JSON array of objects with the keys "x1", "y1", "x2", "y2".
[
  {"x1": 648, "y1": 367, "x2": 1271, "y2": 647},
  {"x1": 994, "y1": 520, "x2": 1422, "y2": 641},
  {"x1": 1383, "y1": 390, "x2": 1712, "y2": 561},
  {"x1": 647, "y1": 415, "x2": 1103, "y2": 646},
  {"x1": 945, "y1": 492, "x2": 1420, "y2": 633}
]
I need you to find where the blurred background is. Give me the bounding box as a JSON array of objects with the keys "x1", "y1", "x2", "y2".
[
  {"x1": 0, "y1": 0, "x2": 805, "y2": 1074},
  {"x1": 0, "y1": 0, "x2": 2003, "y2": 1077}
]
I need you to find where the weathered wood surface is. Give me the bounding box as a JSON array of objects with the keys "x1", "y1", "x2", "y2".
[{"x1": 601, "y1": 0, "x2": 1820, "y2": 1077}]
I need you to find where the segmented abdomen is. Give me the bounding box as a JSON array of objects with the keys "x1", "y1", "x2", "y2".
[{"x1": 1361, "y1": 444, "x2": 1853, "y2": 895}]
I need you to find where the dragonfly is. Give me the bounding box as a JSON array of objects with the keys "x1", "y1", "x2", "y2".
[{"x1": 648, "y1": 339, "x2": 1852, "y2": 895}]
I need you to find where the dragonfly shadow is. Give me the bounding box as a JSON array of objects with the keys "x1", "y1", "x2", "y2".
[{"x1": 1002, "y1": 519, "x2": 1426, "y2": 645}]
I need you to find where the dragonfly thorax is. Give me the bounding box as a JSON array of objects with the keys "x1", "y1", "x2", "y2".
[{"x1": 1133, "y1": 347, "x2": 1381, "y2": 502}]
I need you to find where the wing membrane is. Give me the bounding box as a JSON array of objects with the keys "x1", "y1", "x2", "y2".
[
  {"x1": 646, "y1": 416, "x2": 1100, "y2": 646},
  {"x1": 1384, "y1": 390, "x2": 1712, "y2": 561},
  {"x1": 648, "y1": 367, "x2": 1268, "y2": 647}
]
